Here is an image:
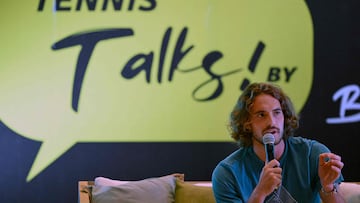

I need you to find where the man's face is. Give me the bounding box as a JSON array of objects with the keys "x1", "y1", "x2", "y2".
[{"x1": 249, "y1": 94, "x2": 284, "y2": 145}]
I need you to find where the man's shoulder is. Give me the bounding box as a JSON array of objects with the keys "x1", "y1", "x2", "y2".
[
  {"x1": 220, "y1": 147, "x2": 251, "y2": 166},
  {"x1": 287, "y1": 136, "x2": 329, "y2": 152},
  {"x1": 288, "y1": 136, "x2": 320, "y2": 145}
]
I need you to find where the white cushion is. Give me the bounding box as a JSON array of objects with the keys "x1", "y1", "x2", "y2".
[{"x1": 92, "y1": 175, "x2": 176, "y2": 203}]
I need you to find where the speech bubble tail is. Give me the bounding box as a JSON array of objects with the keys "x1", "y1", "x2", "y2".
[{"x1": 26, "y1": 139, "x2": 75, "y2": 182}]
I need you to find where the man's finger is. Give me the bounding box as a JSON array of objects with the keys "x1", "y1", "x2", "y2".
[
  {"x1": 319, "y1": 153, "x2": 341, "y2": 165},
  {"x1": 266, "y1": 159, "x2": 280, "y2": 168}
]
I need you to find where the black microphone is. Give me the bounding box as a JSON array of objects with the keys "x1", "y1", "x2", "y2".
[{"x1": 262, "y1": 133, "x2": 275, "y2": 163}]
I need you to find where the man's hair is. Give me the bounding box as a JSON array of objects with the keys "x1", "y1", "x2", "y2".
[{"x1": 228, "y1": 82, "x2": 299, "y2": 147}]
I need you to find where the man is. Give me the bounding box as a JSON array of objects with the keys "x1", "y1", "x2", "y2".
[{"x1": 212, "y1": 82, "x2": 345, "y2": 203}]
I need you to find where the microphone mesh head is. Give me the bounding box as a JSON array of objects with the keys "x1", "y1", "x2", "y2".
[{"x1": 262, "y1": 133, "x2": 275, "y2": 144}]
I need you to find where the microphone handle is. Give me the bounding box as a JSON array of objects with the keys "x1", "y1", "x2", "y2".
[{"x1": 265, "y1": 143, "x2": 275, "y2": 162}]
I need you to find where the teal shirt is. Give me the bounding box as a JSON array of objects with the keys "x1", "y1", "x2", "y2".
[{"x1": 212, "y1": 137, "x2": 343, "y2": 203}]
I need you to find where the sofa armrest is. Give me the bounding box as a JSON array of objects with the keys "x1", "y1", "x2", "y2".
[{"x1": 340, "y1": 182, "x2": 360, "y2": 203}]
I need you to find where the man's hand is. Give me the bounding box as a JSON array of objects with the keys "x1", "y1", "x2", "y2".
[
  {"x1": 318, "y1": 153, "x2": 344, "y2": 191},
  {"x1": 256, "y1": 159, "x2": 282, "y2": 196},
  {"x1": 248, "y1": 159, "x2": 282, "y2": 203},
  {"x1": 318, "y1": 153, "x2": 345, "y2": 203}
]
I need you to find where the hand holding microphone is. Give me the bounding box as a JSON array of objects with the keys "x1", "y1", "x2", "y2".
[{"x1": 258, "y1": 133, "x2": 282, "y2": 193}]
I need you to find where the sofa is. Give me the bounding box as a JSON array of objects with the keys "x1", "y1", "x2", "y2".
[
  {"x1": 78, "y1": 173, "x2": 360, "y2": 203},
  {"x1": 79, "y1": 173, "x2": 216, "y2": 203}
]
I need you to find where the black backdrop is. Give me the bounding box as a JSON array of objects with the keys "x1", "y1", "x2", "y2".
[
  {"x1": 300, "y1": 0, "x2": 360, "y2": 184},
  {"x1": 0, "y1": 1, "x2": 359, "y2": 202}
]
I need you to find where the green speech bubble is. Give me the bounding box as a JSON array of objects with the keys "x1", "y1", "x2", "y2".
[{"x1": 0, "y1": 0, "x2": 313, "y2": 182}]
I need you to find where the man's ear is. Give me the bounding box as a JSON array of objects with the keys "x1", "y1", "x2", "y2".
[{"x1": 244, "y1": 122, "x2": 251, "y2": 132}]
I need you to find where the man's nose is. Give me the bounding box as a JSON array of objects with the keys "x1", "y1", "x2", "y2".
[{"x1": 267, "y1": 114, "x2": 276, "y2": 126}]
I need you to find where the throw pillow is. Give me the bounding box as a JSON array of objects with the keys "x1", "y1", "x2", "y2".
[{"x1": 92, "y1": 175, "x2": 176, "y2": 203}]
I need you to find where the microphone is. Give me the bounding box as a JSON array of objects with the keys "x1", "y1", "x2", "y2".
[{"x1": 262, "y1": 133, "x2": 275, "y2": 163}]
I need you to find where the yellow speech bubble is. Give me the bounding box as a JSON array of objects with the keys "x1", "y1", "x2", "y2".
[{"x1": 0, "y1": 0, "x2": 313, "y2": 181}]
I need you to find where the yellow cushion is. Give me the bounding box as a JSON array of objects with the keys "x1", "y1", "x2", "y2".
[{"x1": 175, "y1": 180, "x2": 215, "y2": 203}]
